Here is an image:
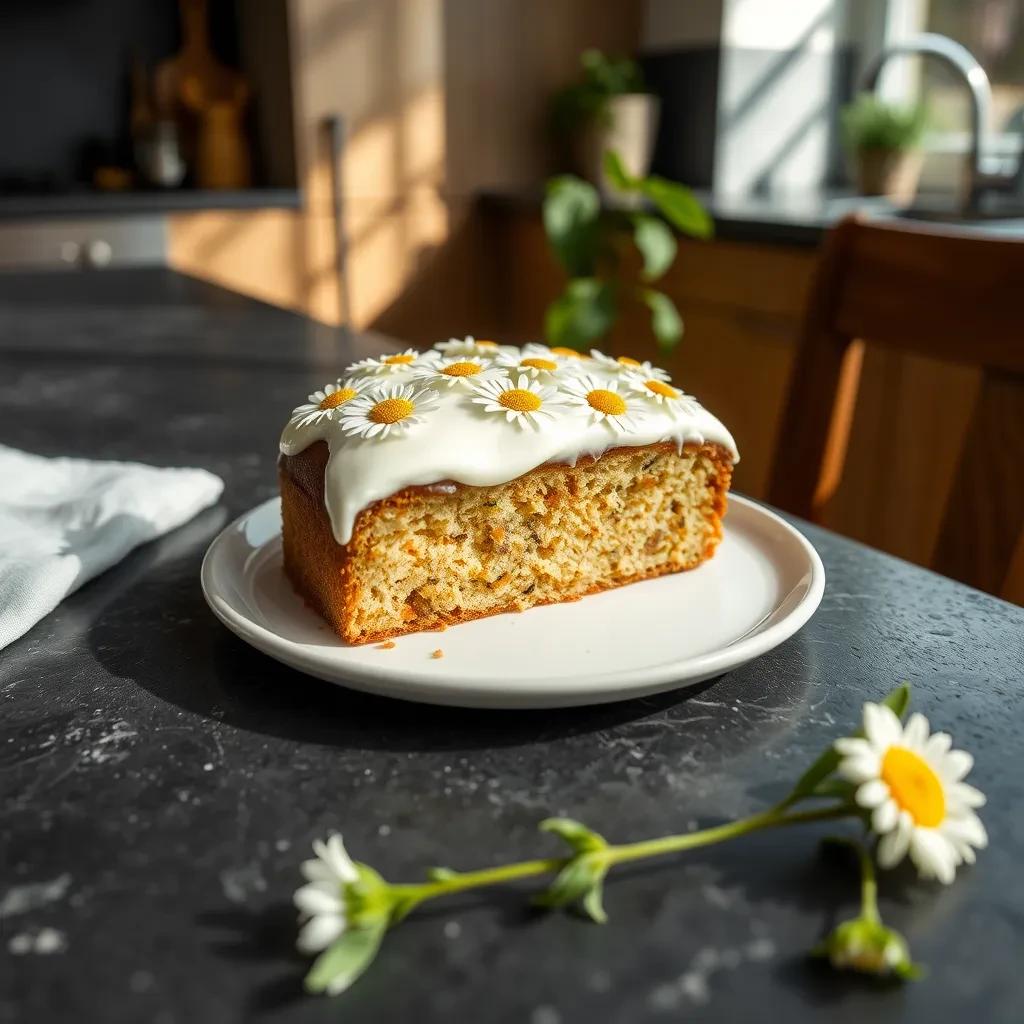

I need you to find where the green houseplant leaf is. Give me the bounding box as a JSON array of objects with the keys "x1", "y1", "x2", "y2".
[
  {"x1": 641, "y1": 177, "x2": 713, "y2": 239},
  {"x1": 602, "y1": 149, "x2": 639, "y2": 193},
  {"x1": 543, "y1": 176, "x2": 601, "y2": 277},
  {"x1": 640, "y1": 289, "x2": 683, "y2": 350},
  {"x1": 632, "y1": 215, "x2": 676, "y2": 280},
  {"x1": 545, "y1": 278, "x2": 615, "y2": 350}
]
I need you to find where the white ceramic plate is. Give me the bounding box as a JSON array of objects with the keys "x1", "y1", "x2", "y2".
[{"x1": 201, "y1": 496, "x2": 824, "y2": 709}]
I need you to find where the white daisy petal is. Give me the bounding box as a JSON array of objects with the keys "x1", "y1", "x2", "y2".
[
  {"x1": 834, "y1": 736, "x2": 872, "y2": 758},
  {"x1": 872, "y1": 798, "x2": 900, "y2": 834},
  {"x1": 903, "y1": 712, "x2": 929, "y2": 750},
  {"x1": 856, "y1": 779, "x2": 890, "y2": 809},
  {"x1": 863, "y1": 702, "x2": 902, "y2": 748},
  {"x1": 294, "y1": 883, "x2": 344, "y2": 916},
  {"x1": 877, "y1": 821, "x2": 912, "y2": 868},
  {"x1": 940, "y1": 749, "x2": 974, "y2": 782},
  {"x1": 909, "y1": 829, "x2": 957, "y2": 885},
  {"x1": 942, "y1": 812, "x2": 988, "y2": 850},
  {"x1": 949, "y1": 782, "x2": 987, "y2": 809},
  {"x1": 837, "y1": 754, "x2": 881, "y2": 785},
  {"x1": 297, "y1": 913, "x2": 346, "y2": 954},
  {"x1": 924, "y1": 731, "x2": 953, "y2": 759}
]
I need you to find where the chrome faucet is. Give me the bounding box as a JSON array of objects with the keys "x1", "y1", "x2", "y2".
[{"x1": 861, "y1": 32, "x2": 1022, "y2": 213}]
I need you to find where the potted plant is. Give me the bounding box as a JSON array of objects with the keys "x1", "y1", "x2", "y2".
[
  {"x1": 842, "y1": 94, "x2": 927, "y2": 203},
  {"x1": 542, "y1": 150, "x2": 711, "y2": 352},
  {"x1": 551, "y1": 50, "x2": 660, "y2": 194}
]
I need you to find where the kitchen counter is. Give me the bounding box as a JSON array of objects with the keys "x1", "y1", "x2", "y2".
[
  {"x1": 481, "y1": 188, "x2": 1024, "y2": 246},
  {"x1": 2, "y1": 269, "x2": 1023, "y2": 1023},
  {"x1": 0, "y1": 189, "x2": 302, "y2": 220}
]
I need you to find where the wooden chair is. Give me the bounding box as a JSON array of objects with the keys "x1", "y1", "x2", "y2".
[{"x1": 768, "y1": 213, "x2": 1024, "y2": 603}]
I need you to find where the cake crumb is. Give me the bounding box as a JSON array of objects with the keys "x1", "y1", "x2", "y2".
[
  {"x1": 490, "y1": 525, "x2": 506, "y2": 544},
  {"x1": 431, "y1": 648, "x2": 444, "y2": 659},
  {"x1": 376, "y1": 641, "x2": 396, "y2": 650},
  {"x1": 433, "y1": 624, "x2": 447, "y2": 632}
]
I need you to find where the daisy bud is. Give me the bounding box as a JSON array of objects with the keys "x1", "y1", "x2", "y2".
[{"x1": 813, "y1": 917, "x2": 921, "y2": 981}]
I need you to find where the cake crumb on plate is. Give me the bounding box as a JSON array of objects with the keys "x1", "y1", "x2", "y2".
[
  {"x1": 431, "y1": 648, "x2": 444, "y2": 659},
  {"x1": 376, "y1": 641, "x2": 396, "y2": 650}
]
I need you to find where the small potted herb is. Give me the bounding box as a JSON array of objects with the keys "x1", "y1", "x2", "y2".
[
  {"x1": 551, "y1": 49, "x2": 659, "y2": 194},
  {"x1": 842, "y1": 93, "x2": 927, "y2": 203}
]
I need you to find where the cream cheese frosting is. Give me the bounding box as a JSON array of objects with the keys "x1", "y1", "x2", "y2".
[{"x1": 279, "y1": 339, "x2": 739, "y2": 545}]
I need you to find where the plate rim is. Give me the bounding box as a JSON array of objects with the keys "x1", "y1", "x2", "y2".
[{"x1": 201, "y1": 495, "x2": 825, "y2": 708}]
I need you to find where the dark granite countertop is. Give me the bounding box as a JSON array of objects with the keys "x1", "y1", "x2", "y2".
[{"x1": 1, "y1": 269, "x2": 1022, "y2": 1023}]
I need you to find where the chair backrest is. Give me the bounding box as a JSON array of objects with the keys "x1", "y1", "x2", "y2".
[{"x1": 768, "y1": 213, "x2": 1024, "y2": 601}]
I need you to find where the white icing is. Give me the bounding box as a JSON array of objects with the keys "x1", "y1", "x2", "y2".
[{"x1": 279, "y1": 343, "x2": 740, "y2": 544}]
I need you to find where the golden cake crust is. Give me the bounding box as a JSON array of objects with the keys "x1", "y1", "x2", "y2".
[{"x1": 280, "y1": 440, "x2": 733, "y2": 645}]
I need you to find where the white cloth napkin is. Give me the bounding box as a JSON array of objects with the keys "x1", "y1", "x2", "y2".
[{"x1": 0, "y1": 444, "x2": 223, "y2": 651}]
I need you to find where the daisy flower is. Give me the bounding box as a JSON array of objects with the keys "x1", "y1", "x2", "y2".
[
  {"x1": 471, "y1": 373, "x2": 565, "y2": 430},
  {"x1": 288, "y1": 377, "x2": 377, "y2": 428},
  {"x1": 560, "y1": 374, "x2": 643, "y2": 434},
  {"x1": 590, "y1": 350, "x2": 671, "y2": 382},
  {"x1": 625, "y1": 374, "x2": 700, "y2": 417},
  {"x1": 294, "y1": 833, "x2": 358, "y2": 955},
  {"x1": 411, "y1": 356, "x2": 503, "y2": 389},
  {"x1": 345, "y1": 348, "x2": 430, "y2": 375},
  {"x1": 835, "y1": 702, "x2": 988, "y2": 883},
  {"x1": 495, "y1": 350, "x2": 570, "y2": 381},
  {"x1": 522, "y1": 342, "x2": 590, "y2": 363},
  {"x1": 338, "y1": 383, "x2": 440, "y2": 440},
  {"x1": 433, "y1": 335, "x2": 507, "y2": 359}
]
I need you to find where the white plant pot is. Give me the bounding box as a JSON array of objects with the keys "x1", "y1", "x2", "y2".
[{"x1": 576, "y1": 93, "x2": 660, "y2": 200}]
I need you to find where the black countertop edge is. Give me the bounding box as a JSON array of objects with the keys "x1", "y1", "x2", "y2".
[
  {"x1": 479, "y1": 188, "x2": 1024, "y2": 247},
  {"x1": 0, "y1": 187, "x2": 304, "y2": 220}
]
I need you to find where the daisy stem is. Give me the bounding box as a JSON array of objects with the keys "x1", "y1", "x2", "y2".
[
  {"x1": 393, "y1": 803, "x2": 855, "y2": 907},
  {"x1": 605, "y1": 803, "x2": 855, "y2": 867},
  {"x1": 825, "y1": 836, "x2": 879, "y2": 923}
]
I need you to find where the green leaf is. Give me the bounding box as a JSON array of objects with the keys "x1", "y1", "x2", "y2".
[
  {"x1": 545, "y1": 278, "x2": 615, "y2": 350},
  {"x1": 882, "y1": 683, "x2": 911, "y2": 720},
  {"x1": 543, "y1": 176, "x2": 601, "y2": 277},
  {"x1": 602, "y1": 149, "x2": 639, "y2": 193},
  {"x1": 540, "y1": 818, "x2": 607, "y2": 854},
  {"x1": 582, "y1": 879, "x2": 608, "y2": 924},
  {"x1": 533, "y1": 851, "x2": 608, "y2": 915},
  {"x1": 304, "y1": 920, "x2": 387, "y2": 997},
  {"x1": 640, "y1": 177, "x2": 713, "y2": 239},
  {"x1": 787, "y1": 684, "x2": 913, "y2": 803},
  {"x1": 640, "y1": 289, "x2": 683, "y2": 351},
  {"x1": 425, "y1": 867, "x2": 458, "y2": 882},
  {"x1": 632, "y1": 215, "x2": 676, "y2": 280}
]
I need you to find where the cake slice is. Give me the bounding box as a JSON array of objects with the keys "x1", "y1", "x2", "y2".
[{"x1": 278, "y1": 339, "x2": 738, "y2": 644}]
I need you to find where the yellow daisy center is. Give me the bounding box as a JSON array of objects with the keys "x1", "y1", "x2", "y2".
[
  {"x1": 520, "y1": 357, "x2": 557, "y2": 372},
  {"x1": 475, "y1": 340, "x2": 499, "y2": 349},
  {"x1": 318, "y1": 387, "x2": 358, "y2": 410},
  {"x1": 499, "y1": 388, "x2": 542, "y2": 413},
  {"x1": 383, "y1": 353, "x2": 416, "y2": 365},
  {"x1": 616, "y1": 356, "x2": 642, "y2": 367},
  {"x1": 369, "y1": 397, "x2": 416, "y2": 424},
  {"x1": 881, "y1": 746, "x2": 946, "y2": 827},
  {"x1": 645, "y1": 380, "x2": 679, "y2": 399},
  {"x1": 442, "y1": 361, "x2": 483, "y2": 377},
  {"x1": 587, "y1": 389, "x2": 627, "y2": 416},
  {"x1": 550, "y1": 347, "x2": 584, "y2": 359}
]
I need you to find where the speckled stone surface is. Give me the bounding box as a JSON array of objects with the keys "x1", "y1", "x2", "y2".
[{"x1": 1, "y1": 270, "x2": 1022, "y2": 1024}]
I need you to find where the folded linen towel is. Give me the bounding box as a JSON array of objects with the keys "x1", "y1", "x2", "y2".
[{"x1": 0, "y1": 444, "x2": 223, "y2": 651}]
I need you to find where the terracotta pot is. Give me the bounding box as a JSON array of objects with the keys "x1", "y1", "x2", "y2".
[
  {"x1": 853, "y1": 148, "x2": 923, "y2": 205},
  {"x1": 576, "y1": 93, "x2": 660, "y2": 199}
]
